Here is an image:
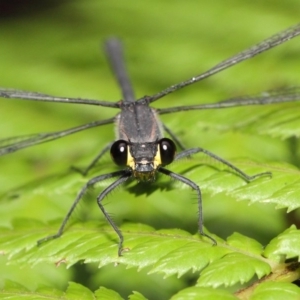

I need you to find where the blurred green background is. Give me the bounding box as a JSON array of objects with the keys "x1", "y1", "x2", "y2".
[{"x1": 0, "y1": 0, "x2": 299, "y2": 298}]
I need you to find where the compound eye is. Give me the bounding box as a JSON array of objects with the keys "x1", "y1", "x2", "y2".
[
  {"x1": 159, "y1": 138, "x2": 176, "y2": 166},
  {"x1": 110, "y1": 140, "x2": 128, "y2": 166}
]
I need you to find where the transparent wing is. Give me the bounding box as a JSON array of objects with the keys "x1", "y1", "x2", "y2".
[
  {"x1": 157, "y1": 87, "x2": 300, "y2": 114},
  {"x1": 0, "y1": 117, "x2": 115, "y2": 156},
  {"x1": 147, "y1": 23, "x2": 300, "y2": 103},
  {"x1": 0, "y1": 88, "x2": 119, "y2": 108}
]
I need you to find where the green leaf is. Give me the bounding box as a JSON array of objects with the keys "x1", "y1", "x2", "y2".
[
  {"x1": 0, "y1": 280, "x2": 94, "y2": 300},
  {"x1": 1, "y1": 220, "x2": 226, "y2": 273},
  {"x1": 128, "y1": 291, "x2": 148, "y2": 300},
  {"x1": 0, "y1": 1, "x2": 300, "y2": 299},
  {"x1": 2, "y1": 158, "x2": 300, "y2": 217},
  {"x1": 2, "y1": 219, "x2": 292, "y2": 290},
  {"x1": 195, "y1": 103, "x2": 300, "y2": 140},
  {"x1": 226, "y1": 232, "x2": 264, "y2": 256},
  {"x1": 0, "y1": 281, "x2": 149, "y2": 299},
  {"x1": 250, "y1": 282, "x2": 300, "y2": 300},
  {"x1": 0, "y1": 280, "x2": 29, "y2": 294},
  {"x1": 64, "y1": 282, "x2": 95, "y2": 300},
  {"x1": 170, "y1": 287, "x2": 239, "y2": 300},
  {"x1": 195, "y1": 233, "x2": 270, "y2": 288},
  {"x1": 148, "y1": 240, "x2": 228, "y2": 277},
  {"x1": 197, "y1": 252, "x2": 271, "y2": 288},
  {"x1": 95, "y1": 287, "x2": 124, "y2": 300},
  {"x1": 264, "y1": 226, "x2": 300, "y2": 262},
  {"x1": 225, "y1": 161, "x2": 300, "y2": 212}
]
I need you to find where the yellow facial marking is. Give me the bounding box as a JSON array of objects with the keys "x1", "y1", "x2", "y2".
[
  {"x1": 127, "y1": 145, "x2": 135, "y2": 169},
  {"x1": 153, "y1": 144, "x2": 162, "y2": 169}
]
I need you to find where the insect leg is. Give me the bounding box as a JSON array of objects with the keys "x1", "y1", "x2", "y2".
[
  {"x1": 176, "y1": 147, "x2": 272, "y2": 181},
  {"x1": 37, "y1": 169, "x2": 128, "y2": 246},
  {"x1": 73, "y1": 142, "x2": 113, "y2": 176},
  {"x1": 97, "y1": 171, "x2": 132, "y2": 256},
  {"x1": 159, "y1": 167, "x2": 217, "y2": 245},
  {"x1": 163, "y1": 123, "x2": 186, "y2": 151}
]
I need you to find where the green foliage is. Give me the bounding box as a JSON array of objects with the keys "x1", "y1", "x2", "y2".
[
  {"x1": 2, "y1": 221, "x2": 300, "y2": 297},
  {"x1": 0, "y1": 281, "x2": 126, "y2": 299},
  {"x1": 1, "y1": 1, "x2": 300, "y2": 299}
]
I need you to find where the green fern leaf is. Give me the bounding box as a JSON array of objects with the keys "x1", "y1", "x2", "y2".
[
  {"x1": 197, "y1": 252, "x2": 270, "y2": 288},
  {"x1": 0, "y1": 280, "x2": 95, "y2": 300},
  {"x1": 264, "y1": 226, "x2": 300, "y2": 262},
  {"x1": 249, "y1": 282, "x2": 300, "y2": 300},
  {"x1": 128, "y1": 291, "x2": 148, "y2": 300},
  {"x1": 2, "y1": 220, "x2": 299, "y2": 290},
  {"x1": 170, "y1": 286, "x2": 239, "y2": 300}
]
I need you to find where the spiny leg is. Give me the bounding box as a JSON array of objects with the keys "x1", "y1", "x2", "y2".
[
  {"x1": 37, "y1": 170, "x2": 128, "y2": 245},
  {"x1": 159, "y1": 167, "x2": 216, "y2": 245},
  {"x1": 163, "y1": 123, "x2": 186, "y2": 151},
  {"x1": 175, "y1": 147, "x2": 272, "y2": 181},
  {"x1": 97, "y1": 172, "x2": 132, "y2": 256},
  {"x1": 72, "y1": 142, "x2": 113, "y2": 176}
]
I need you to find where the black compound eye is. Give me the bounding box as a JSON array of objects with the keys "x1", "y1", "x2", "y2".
[
  {"x1": 110, "y1": 140, "x2": 128, "y2": 166},
  {"x1": 159, "y1": 138, "x2": 176, "y2": 166}
]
